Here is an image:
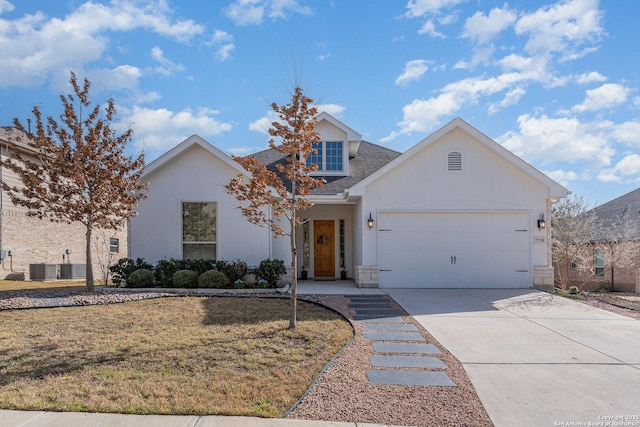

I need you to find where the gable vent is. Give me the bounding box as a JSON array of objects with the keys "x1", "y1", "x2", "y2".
[{"x1": 447, "y1": 151, "x2": 462, "y2": 171}]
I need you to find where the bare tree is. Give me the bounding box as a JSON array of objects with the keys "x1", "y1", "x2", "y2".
[
  {"x1": 551, "y1": 194, "x2": 598, "y2": 290},
  {"x1": 0, "y1": 72, "x2": 146, "y2": 291},
  {"x1": 226, "y1": 87, "x2": 325, "y2": 329},
  {"x1": 593, "y1": 207, "x2": 640, "y2": 290}
]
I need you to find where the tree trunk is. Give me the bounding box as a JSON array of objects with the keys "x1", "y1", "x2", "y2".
[
  {"x1": 289, "y1": 218, "x2": 298, "y2": 329},
  {"x1": 85, "y1": 223, "x2": 95, "y2": 292}
]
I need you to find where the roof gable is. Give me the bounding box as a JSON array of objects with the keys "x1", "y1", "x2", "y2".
[
  {"x1": 141, "y1": 134, "x2": 244, "y2": 179},
  {"x1": 348, "y1": 117, "x2": 569, "y2": 198}
]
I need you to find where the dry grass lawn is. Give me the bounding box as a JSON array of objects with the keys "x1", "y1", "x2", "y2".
[
  {"x1": 0, "y1": 280, "x2": 88, "y2": 292},
  {"x1": 0, "y1": 297, "x2": 353, "y2": 417}
]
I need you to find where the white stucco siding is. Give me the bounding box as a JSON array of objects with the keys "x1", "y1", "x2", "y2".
[
  {"x1": 360, "y1": 127, "x2": 551, "y2": 288},
  {"x1": 130, "y1": 144, "x2": 270, "y2": 265}
]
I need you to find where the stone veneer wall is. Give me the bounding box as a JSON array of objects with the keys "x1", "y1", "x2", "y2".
[
  {"x1": 354, "y1": 265, "x2": 379, "y2": 288},
  {"x1": 533, "y1": 266, "x2": 555, "y2": 291},
  {"x1": 0, "y1": 209, "x2": 128, "y2": 281}
]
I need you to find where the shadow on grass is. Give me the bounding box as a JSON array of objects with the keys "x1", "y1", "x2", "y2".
[{"x1": 199, "y1": 296, "x2": 344, "y2": 326}]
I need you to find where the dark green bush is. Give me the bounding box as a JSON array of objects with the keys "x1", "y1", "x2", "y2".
[
  {"x1": 597, "y1": 281, "x2": 614, "y2": 292},
  {"x1": 254, "y1": 259, "x2": 286, "y2": 288},
  {"x1": 173, "y1": 269, "x2": 198, "y2": 288},
  {"x1": 199, "y1": 269, "x2": 230, "y2": 288},
  {"x1": 128, "y1": 269, "x2": 155, "y2": 288},
  {"x1": 155, "y1": 258, "x2": 215, "y2": 286},
  {"x1": 568, "y1": 285, "x2": 579, "y2": 294},
  {"x1": 223, "y1": 259, "x2": 249, "y2": 284},
  {"x1": 110, "y1": 258, "x2": 153, "y2": 287}
]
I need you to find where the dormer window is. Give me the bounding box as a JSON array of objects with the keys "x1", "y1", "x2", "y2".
[{"x1": 307, "y1": 141, "x2": 344, "y2": 173}]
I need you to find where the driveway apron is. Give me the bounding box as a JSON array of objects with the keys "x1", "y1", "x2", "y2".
[{"x1": 385, "y1": 289, "x2": 640, "y2": 427}]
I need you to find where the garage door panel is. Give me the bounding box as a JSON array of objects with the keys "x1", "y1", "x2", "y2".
[{"x1": 379, "y1": 212, "x2": 531, "y2": 288}]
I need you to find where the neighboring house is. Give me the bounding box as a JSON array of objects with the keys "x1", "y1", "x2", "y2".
[
  {"x1": 130, "y1": 114, "x2": 569, "y2": 288},
  {"x1": 0, "y1": 126, "x2": 127, "y2": 281},
  {"x1": 556, "y1": 188, "x2": 640, "y2": 293}
]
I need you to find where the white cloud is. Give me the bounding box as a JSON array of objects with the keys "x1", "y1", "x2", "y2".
[
  {"x1": 544, "y1": 169, "x2": 578, "y2": 186},
  {"x1": 150, "y1": 46, "x2": 185, "y2": 76},
  {"x1": 0, "y1": 0, "x2": 203, "y2": 87},
  {"x1": 576, "y1": 71, "x2": 606, "y2": 84},
  {"x1": 611, "y1": 121, "x2": 640, "y2": 146},
  {"x1": 224, "y1": 0, "x2": 263, "y2": 26},
  {"x1": 515, "y1": 0, "x2": 603, "y2": 60},
  {"x1": 210, "y1": 30, "x2": 235, "y2": 61},
  {"x1": 597, "y1": 154, "x2": 640, "y2": 183},
  {"x1": 499, "y1": 114, "x2": 614, "y2": 167},
  {"x1": 572, "y1": 83, "x2": 629, "y2": 112},
  {"x1": 249, "y1": 110, "x2": 278, "y2": 135},
  {"x1": 395, "y1": 59, "x2": 430, "y2": 86},
  {"x1": 418, "y1": 20, "x2": 445, "y2": 37},
  {"x1": 225, "y1": 0, "x2": 311, "y2": 26},
  {"x1": 127, "y1": 106, "x2": 233, "y2": 153},
  {"x1": 488, "y1": 87, "x2": 526, "y2": 114},
  {"x1": 318, "y1": 104, "x2": 346, "y2": 117},
  {"x1": 269, "y1": 0, "x2": 312, "y2": 20},
  {"x1": 405, "y1": 0, "x2": 468, "y2": 18},
  {"x1": 462, "y1": 6, "x2": 516, "y2": 45},
  {"x1": 87, "y1": 65, "x2": 142, "y2": 91},
  {"x1": 0, "y1": 0, "x2": 14, "y2": 13},
  {"x1": 386, "y1": 71, "x2": 536, "y2": 138}
]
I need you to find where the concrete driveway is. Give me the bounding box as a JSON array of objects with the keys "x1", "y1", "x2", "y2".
[{"x1": 385, "y1": 289, "x2": 640, "y2": 427}]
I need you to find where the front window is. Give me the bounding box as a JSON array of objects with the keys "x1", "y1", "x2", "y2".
[
  {"x1": 595, "y1": 248, "x2": 604, "y2": 277},
  {"x1": 109, "y1": 238, "x2": 119, "y2": 253},
  {"x1": 182, "y1": 202, "x2": 217, "y2": 260},
  {"x1": 306, "y1": 141, "x2": 343, "y2": 172}
]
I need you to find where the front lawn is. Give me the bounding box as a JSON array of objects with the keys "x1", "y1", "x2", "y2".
[
  {"x1": 0, "y1": 280, "x2": 87, "y2": 292},
  {"x1": 0, "y1": 297, "x2": 353, "y2": 417}
]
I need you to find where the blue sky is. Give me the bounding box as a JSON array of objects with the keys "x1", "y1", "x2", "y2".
[{"x1": 0, "y1": 0, "x2": 638, "y2": 206}]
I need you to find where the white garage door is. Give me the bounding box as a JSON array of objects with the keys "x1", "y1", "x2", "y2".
[{"x1": 378, "y1": 211, "x2": 531, "y2": 288}]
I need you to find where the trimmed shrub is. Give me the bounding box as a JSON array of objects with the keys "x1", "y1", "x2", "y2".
[
  {"x1": 173, "y1": 269, "x2": 198, "y2": 288},
  {"x1": 127, "y1": 269, "x2": 155, "y2": 288},
  {"x1": 597, "y1": 281, "x2": 614, "y2": 292},
  {"x1": 568, "y1": 285, "x2": 579, "y2": 295},
  {"x1": 199, "y1": 269, "x2": 229, "y2": 288},
  {"x1": 110, "y1": 258, "x2": 153, "y2": 287},
  {"x1": 254, "y1": 259, "x2": 286, "y2": 288},
  {"x1": 155, "y1": 258, "x2": 215, "y2": 286},
  {"x1": 223, "y1": 259, "x2": 249, "y2": 284}
]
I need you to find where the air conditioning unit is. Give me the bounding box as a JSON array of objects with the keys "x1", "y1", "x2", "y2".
[
  {"x1": 29, "y1": 264, "x2": 58, "y2": 281},
  {"x1": 59, "y1": 264, "x2": 86, "y2": 280}
]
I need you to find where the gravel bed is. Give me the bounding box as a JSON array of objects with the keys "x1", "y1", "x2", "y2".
[
  {"x1": 580, "y1": 292, "x2": 640, "y2": 320},
  {"x1": 0, "y1": 288, "x2": 173, "y2": 310}
]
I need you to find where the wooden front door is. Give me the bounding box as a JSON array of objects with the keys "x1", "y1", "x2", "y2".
[{"x1": 313, "y1": 220, "x2": 335, "y2": 277}]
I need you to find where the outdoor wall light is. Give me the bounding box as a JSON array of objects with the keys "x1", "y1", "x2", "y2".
[
  {"x1": 367, "y1": 213, "x2": 374, "y2": 230},
  {"x1": 537, "y1": 213, "x2": 546, "y2": 230}
]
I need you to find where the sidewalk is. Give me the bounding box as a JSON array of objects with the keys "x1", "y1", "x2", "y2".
[{"x1": 1, "y1": 409, "x2": 405, "y2": 426}]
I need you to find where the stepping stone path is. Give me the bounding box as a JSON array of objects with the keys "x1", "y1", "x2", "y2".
[{"x1": 345, "y1": 295, "x2": 455, "y2": 387}]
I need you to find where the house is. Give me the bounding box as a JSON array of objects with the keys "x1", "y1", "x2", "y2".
[
  {"x1": 0, "y1": 126, "x2": 127, "y2": 281},
  {"x1": 556, "y1": 188, "x2": 640, "y2": 293},
  {"x1": 130, "y1": 114, "x2": 569, "y2": 288}
]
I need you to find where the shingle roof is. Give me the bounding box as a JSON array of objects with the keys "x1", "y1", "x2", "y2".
[
  {"x1": 591, "y1": 188, "x2": 640, "y2": 240},
  {"x1": 247, "y1": 140, "x2": 402, "y2": 196}
]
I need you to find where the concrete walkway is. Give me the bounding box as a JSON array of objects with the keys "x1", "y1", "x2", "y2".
[
  {"x1": 386, "y1": 288, "x2": 640, "y2": 427},
  {"x1": 0, "y1": 410, "x2": 402, "y2": 426}
]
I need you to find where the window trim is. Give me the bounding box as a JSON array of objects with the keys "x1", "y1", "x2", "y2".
[
  {"x1": 594, "y1": 248, "x2": 604, "y2": 277},
  {"x1": 181, "y1": 201, "x2": 218, "y2": 261},
  {"x1": 109, "y1": 238, "x2": 120, "y2": 254},
  {"x1": 307, "y1": 140, "x2": 347, "y2": 175}
]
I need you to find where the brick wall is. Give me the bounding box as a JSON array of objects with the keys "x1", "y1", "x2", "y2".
[{"x1": 0, "y1": 208, "x2": 127, "y2": 281}]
